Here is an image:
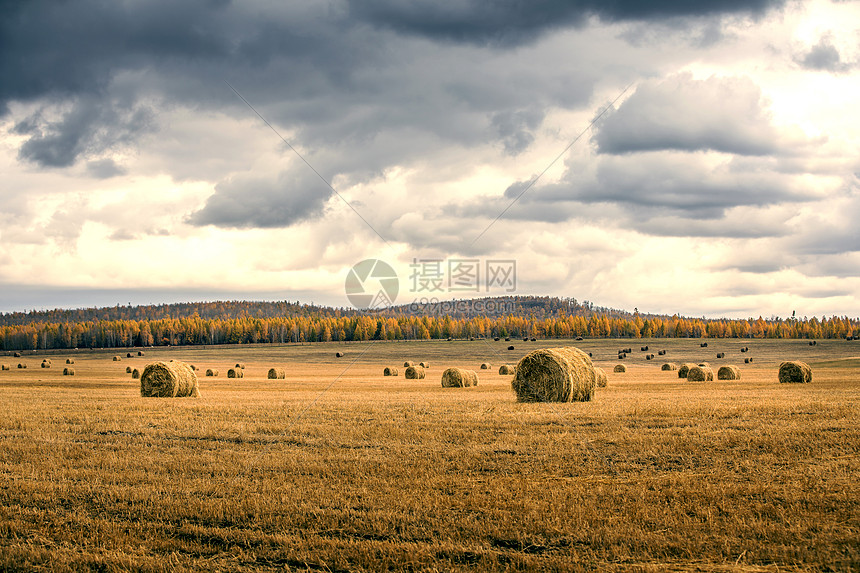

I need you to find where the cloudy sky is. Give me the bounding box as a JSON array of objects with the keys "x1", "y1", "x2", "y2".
[{"x1": 1, "y1": 0, "x2": 859, "y2": 318}]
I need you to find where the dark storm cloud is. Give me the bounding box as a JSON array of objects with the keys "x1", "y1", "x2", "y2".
[
  {"x1": 490, "y1": 108, "x2": 545, "y2": 156},
  {"x1": 797, "y1": 36, "x2": 853, "y2": 73},
  {"x1": 187, "y1": 170, "x2": 334, "y2": 229},
  {"x1": 593, "y1": 74, "x2": 782, "y2": 156},
  {"x1": 349, "y1": 0, "x2": 786, "y2": 46}
]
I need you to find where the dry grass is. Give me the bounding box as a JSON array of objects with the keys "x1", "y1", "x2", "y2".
[{"x1": 0, "y1": 338, "x2": 857, "y2": 571}]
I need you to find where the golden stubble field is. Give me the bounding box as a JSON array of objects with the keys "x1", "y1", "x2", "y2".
[{"x1": 1, "y1": 338, "x2": 858, "y2": 572}]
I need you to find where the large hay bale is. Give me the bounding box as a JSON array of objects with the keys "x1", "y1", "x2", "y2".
[
  {"x1": 480, "y1": 362, "x2": 491, "y2": 369},
  {"x1": 63, "y1": 367, "x2": 75, "y2": 376},
  {"x1": 512, "y1": 347, "x2": 596, "y2": 403},
  {"x1": 140, "y1": 361, "x2": 200, "y2": 398},
  {"x1": 403, "y1": 361, "x2": 415, "y2": 368},
  {"x1": 205, "y1": 368, "x2": 219, "y2": 377},
  {"x1": 267, "y1": 367, "x2": 286, "y2": 379},
  {"x1": 498, "y1": 364, "x2": 515, "y2": 375},
  {"x1": 687, "y1": 366, "x2": 714, "y2": 382},
  {"x1": 661, "y1": 362, "x2": 678, "y2": 371},
  {"x1": 383, "y1": 367, "x2": 399, "y2": 376},
  {"x1": 717, "y1": 365, "x2": 741, "y2": 380},
  {"x1": 227, "y1": 368, "x2": 244, "y2": 378},
  {"x1": 113, "y1": 356, "x2": 121, "y2": 361},
  {"x1": 678, "y1": 363, "x2": 696, "y2": 378},
  {"x1": 404, "y1": 365, "x2": 426, "y2": 379},
  {"x1": 132, "y1": 368, "x2": 140, "y2": 379},
  {"x1": 613, "y1": 364, "x2": 626, "y2": 373},
  {"x1": 441, "y1": 368, "x2": 478, "y2": 388},
  {"x1": 779, "y1": 361, "x2": 812, "y2": 384},
  {"x1": 594, "y1": 366, "x2": 608, "y2": 388},
  {"x1": 66, "y1": 358, "x2": 75, "y2": 364}
]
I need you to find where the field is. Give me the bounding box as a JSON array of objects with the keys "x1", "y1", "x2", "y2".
[{"x1": 1, "y1": 338, "x2": 858, "y2": 572}]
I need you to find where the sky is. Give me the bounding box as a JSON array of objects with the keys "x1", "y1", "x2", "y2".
[{"x1": 1, "y1": 0, "x2": 859, "y2": 318}]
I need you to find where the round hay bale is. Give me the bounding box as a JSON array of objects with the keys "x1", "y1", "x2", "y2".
[
  {"x1": 441, "y1": 367, "x2": 478, "y2": 388},
  {"x1": 383, "y1": 367, "x2": 399, "y2": 376},
  {"x1": 480, "y1": 363, "x2": 491, "y2": 369},
  {"x1": 744, "y1": 358, "x2": 750, "y2": 364},
  {"x1": 678, "y1": 363, "x2": 696, "y2": 378},
  {"x1": 741, "y1": 347, "x2": 748, "y2": 353},
  {"x1": 267, "y1": 367, "x2": 286, "y2": 379},
  {"x1": 778, "y1": 361, "x2": 812, "y2": 384},
  {"x1": 594, "y1": 366, "x2": 608, "y2": 388},
  {"x1": 235, "y1": 363, "x2": 246, "y2": 369},
  {"x1": 127, "y1": 353, "x2": 133, "y2": 358},
  {"x1": 335, "y1": 352, "x2": 344, "y2": 358},
  {"x1": 498, "y1": 365, "x2": 515, "y2": 375},
  {"x1": 505, "y1": 338, "x2": 511, "y2": 342},
  {"x1": 66, "y1": 358, "x2": 75, "y2": 364},
  {"x1": 63, "y1": 367, "x2": 75, "y2": 376},
  {"x1": 512, "y1": 347, "x2": 596, "y2": 403},
  {"x1": 700, "y1": 342, "x2": 708, "y2": 347},
  {"x1": 640, "y1": 346, "x2": 648, "y2": 351},
  {"x1": 613, "y1": 364, "x2": 626, "y2": 373},
  {"x1": 126, "y1": 366, "x2": 132, "y2": 373},
  {"x1": 716, "y1": 353, "x2": 725, "y2": 359},
  {"x1": 113, "y1": 356, "x2": 121, "y2": 361},
  {"x1": 507, "y1": 345, "x2": 515, "y2": 351},
  {"x1": 13, "y1": 352, "x2": 21, "y2": 358},
  {"x1": 132, "y1": 368, "x2": 140, "y2": 379},
  {"x1": 717, "y1": 365, "x2": 741, "y2": 380},
  {"x1": 404, "y1": 365, "x2": 426, "y2": 379},
  {"x1": 576, "y1": 336, "x2": 584, "y2": 341},
  {"x1": 494, "y1": 337, "x2": 500, "y2": 342},
  {"x1": 530, "y1": 337, "x2": 537, "y2": 342},
  {"x1": 227, "y1": 368, "x2": 244, "y2": 379},
  {"x1": 645, "y1": 354, "x2": 652, "y2": 360},
  {"x1": 17, "y1": 363, "x2": 26, "y2": 369},
  {"x1": 523, "y1": 337, "x2": 529, "y2": 342},
  {"x1": 41, "y1": 362, "x2": 50, "y2": 369},
  {"x1": 687, "y1": 366, "x2": 714, "y2": 382},
  {"x1": 661, "y1": 363, "x2": 678, "y2": 371},
  {"x1": 205, "y1": 368, "x2": 219, "y2": 377},
  {"x1": 698, "y1": 362, "x2": 710, "y2": 368},
  {"x1": 1, "y1": 364, "x2": 10, "y2": 371},
  {"x1": 419, "y1": 362, "x2": 429, "y2": 368},
  {"x1": 138, "y1": 351, "x2": 145, "y2": 356},
  {"x1": 403, "y1": 361, "x2": 415, "y2": 368},
  {"x1": 140, "y1": 361, "x2": 200, "y2": 398}
]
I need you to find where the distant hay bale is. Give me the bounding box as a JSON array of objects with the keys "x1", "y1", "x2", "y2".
[
  {"x1": 13, "y1": 352, "x2": 21, "y2": 358},
  {"x1": 403, "y1": 361, "x2": 415, "y2": 367},
  {"x1": 700, "y1": 342, "x2": 708, "y2": 347},
  {"x1": 189, "y1": 365, "x2": 197, "y2": 371},
  {"x1": 480, "y1": 363, "x2": 491, "y2": 369},
  {"x1": 778, "y1": 361, "x2": 812, "y2": 384},
  {"x1": 383, "y1": 367, "x2": 399, "y2": 376},
  {"x1": 575, "y1": 336, "x2": 583, "y2": 341},
  {"x1": 126, "y1": 366, "x2": 132, "y2": 373},
  {"x1": 63, "y1": 367, "x2": 75, "y2": 376},
  {"x1": 661, "y1": 363, "x2": 677, "y2": 371},
  {"x1": 41, "y1": 361, "x2": 50, "y2": 369},
  {"x1": 645, "y1": 354, "x2": 652, "y2": 360},
  {"x1": 530, "y1": 337, "x2": 537, "y2": 342},
  {"x1": 678, "y1": 363, "x2": 696, "y2": 378},
  {"x1": 205, "y1": 368, "x2": 219, "y2": 377},
  {"x1": 640, "y1": 346, "x2": 649, "y2": 351},
  {"x1": 505, "y1": 338, "x2": 511, "y2": 342},
  {"x1": 66, "y1": 358, "x2": 75, "y2": 364},
  {"x1": 227, "y1": 368, "x2": 244, "y2": 379},
  {"x1": 138, "y1": 351, "x2": 145, "y2": 356},
  {"x1": 441, "y1": 367, "x2": 478, "y2": 388},
  {"x1": 716, "y1": 353, "x2": 725, "y2": 359},
  {"x1": 498, "y1": 365, "x2": 515, "y2": 375},
  {"x1": 235, "y1": 363, "x2": 246, "y2": 369},
  {"x1": 1, "y1": 364, "x2": 9, "y2": 371},
  {"x1": 132, "y1": 368, "x2": 140, "y2": 379},
  {"x1": 613, "y1": 364, "x2": 626, "y2": 373},
  {"x1": 523, "y1": 337, "x2": 529, "y2": 342},
  {"x1": 17, "y1": 363, "x2": 26, "y2": 369},
  {"x1": 140, "y1": 361, "x2": 200, "y2": 398},
  {"x1": 419, "y1": 362, "x2": 430, "y2": 368},
  {"x1": 717, "y1": 365, "x2": 741, "y2": 380},
  {"x1": 507, "y1": 345, "x2": 515, "y2": 350},
  {"x1": 267, "y1": 367, "x2": 286, "y2": 379},
  {"x1": 744, "y1": 358, "x2": 750, "y2": 364},
  {"x1": 113, "y1": 356, "x2": 121, "y2": 361},
  {"x1": 687, "y1": 366, "x2": 714, "y2": 382},
  {"x1": 594, "y1": 367, "x2": 608, "y2": 388},
  {"x1": 512, "y1": 347, "x2": 596, "y2": 403},
  {"x1": 127, "y1": 353, "x2": 133, "y2": 358},
  {"x1": 698, "y1": 362, "x2": 710, "y2": 368},
  {"x1": 335, "y1": 352, "x2": 344, "y2": 358},
  {"x1": 740, "y1": 347, "x2": 748, "y2": 353},
  {"x1": 494, "y1": 337, "x2": 500, "y2": 342},
  {"x1": 404, "y1": 365, "x2": 426, "y2": 379},
  {"x1": 658, "y1": 350, "x2": 666, "y2": 356}
]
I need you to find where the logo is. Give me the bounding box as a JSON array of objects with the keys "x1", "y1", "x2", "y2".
[{"x1": 345, "y1": 259, "x2": 399, "y2": 309}]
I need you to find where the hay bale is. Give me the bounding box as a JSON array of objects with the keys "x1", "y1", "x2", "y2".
[
  {"x1": 227, "y1": 368, "x2": 244, "y2": 379},
  {"x1": 1, "y1": 364, "x2": 10, "y2": 371},
  {"x1": 741, "y1": 347, "x2": 748, "y2": 353},
  {"x1": 700, "y1": 342, "x2": 708, "y2": 347},
  {"x1": 716, "y1": 353, "x2": 725, "y2": 359},
  {"x1": 744, "y1": 358, "x2": 750, "y2": 364},
  {"x1": 17, "y1": 363, "x2": 26, "y2": 369},
  {"x1": 235, "y1": 363, "x2": 246, "y2": 369},
  {"x1": 640, "y1": 346, "x2": 649, "y2": 351},
  {"x1": 507, "y1": 345, "x2": 515, "y2": 350},
  {"x1": 576, "y1": 336, "x2": 584, "y2": 341},
  {"x1": 419, "y1": 361, "x2": 430, "y2": 368},
  {"x1": 778, "y1": 361, "x2": 812, "y2": 384},
  {"x1": 41, "y1": 361, "x2": 50, "y2": 369},
  {"x1": 132, "y1": 368, "x2": 140, "y2": 379},
  {"x1": 138, "y1": 351, "x2": 145, "y2": 356},
  {"x1": 205, "y1": 368, "x2": 219, "y2": 377},
  {"x1": 698, "y1": 362, "x2": 710, "y2": 368},
  {"x1": 613, "y1": 364, "x2": 626, "y2": 373},
  {"x1": 480, "y1": 363, "x2": 491, "y2": 369},
  {"x1": 127, "y1": 353, "x2": 133, "y2": 358},
  {"x1": 267, "y1": 367, "x2": 286, "y2": 379},
  {"x1": 717, "y1": 365, "x2": 741, "y2": 380},
  {"x1": 113, "y1": 356, "x2": 121, "y2": 361},
  {"x1": 498, "y1": 365, "x2": 516, "y2": 375},
  {"x1": 140, "y1": 361, "x2": 200, "y2": 398},
  {"x1": 66, "y1": 358, "x2": 75, "y2": 364},
  {"x1": 523, "y1": 337, "x2": 529, "y2": 342},
  {"x1": 645, "y1": 354, "x2": 652, "y2": 360},
  {"x1": 126, "y1": 366, "x2": 132, "y2": 373},
  {"x1": 687, "y1": 365, "x2": 714, "y2": 382},
  {"x1": 404, "y1": 365, "x2": 426, "y2": 379},
  {"x1": 335, "y1": 352, "x2": 344, "y2": 357},
  {"x1": 383, "y1": 367, "x2": 399, "y2": 376},
  {"x1": 505, "y1": 338, "x2": 511, "y2": 342},
  {"x1": 661, "y1": 363, "x2": 678, "y2": 371},
  {"x1": 512, "y1": 347, "x2": 596, "y2": 403},
  {"x1": 403, "y1": 361, "x2": 415, "y2": 367},
  {"x1": 494, "y1": 337, "x2": 500, "y2": 342},
  {"x1": 13, "y1": 352, "x2": 21, "y2": 358},
  {"x1": 63, "y1": 367, "x2": 75, "y2": 376},
  {"x1": 678, "y1": 363, "x2": 696, "y2": 378},
  {"x1": 441, "y1": 367, "x2": 478, "y2": 387},
  {"x1": 594, "y1": 367, "x2": 608, "y2": 388},
  {"x1": 530, "y1": 337, "x2": 537, "y2": 342}
]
